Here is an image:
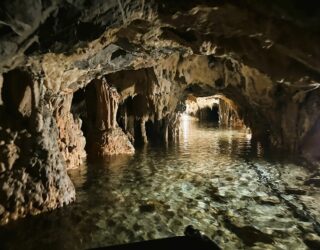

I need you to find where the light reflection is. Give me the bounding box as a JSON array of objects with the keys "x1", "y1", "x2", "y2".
[
  {"x1": 246, "y1": 130, "x2": 252, "y2": 141},
  {"x1": 181, "y1": 113, "x2": 191, "y2": 143},
  {"x1": 1, "y1": 116, "x2": 311, "y2": 250},
  {"x1": 257, "y1": 142, "x2": 264, "y2": 157}
]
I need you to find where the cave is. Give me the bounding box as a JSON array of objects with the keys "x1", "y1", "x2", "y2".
[
  {"x1": 209, "y1": 106, "x2": 219, "y2": 123},
  {"x1": 0, "y1": 1, "x2": 320, "y2": 249},
  {"x1": 199, "y1": 106, "x2": 219, "y2": 123},
  {"x1": 185, "y1": 94, "x2": 245, "y2": 128}
]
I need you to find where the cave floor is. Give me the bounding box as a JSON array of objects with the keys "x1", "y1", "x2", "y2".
[{"x1": 0, "y1": 120, "x2": 319, "y2": 250}]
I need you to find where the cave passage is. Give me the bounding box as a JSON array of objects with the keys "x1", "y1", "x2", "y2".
[
  {"x1": 1, "y1": 0, "x2": 320, "y2": 249},
  {"x1": 185, "y1": 95, "x2": 246, "y2": 129}
]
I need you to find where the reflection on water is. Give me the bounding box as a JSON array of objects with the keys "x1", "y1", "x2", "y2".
[{"x1": 0, "y1": 118, "x2": 319, "y2": 250}]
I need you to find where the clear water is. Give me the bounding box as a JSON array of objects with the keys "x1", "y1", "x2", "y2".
[{"x1": 0, "y1": 118, "x2": 319, "y2": 250}]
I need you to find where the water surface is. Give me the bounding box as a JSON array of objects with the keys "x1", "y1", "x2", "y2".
[{"x1": 0, "y1": 118, "x2": 319, "y2": 249}]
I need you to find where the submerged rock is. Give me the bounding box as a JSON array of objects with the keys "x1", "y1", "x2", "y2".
[
  {"x1": 304, "y1": 178, "x2": 320, "y2": 187},
  {"x1": 255, "y1": 196, "x2": 281, "y2": 205},
  {"x1": 285, "y1": 187, "x2": 307, "y2": 195},
  {"x1": 224, "y1": 218, "x2": 274, "y2": 247},
  {"x1": 139, "y1": 204, "x2": 156, "y2": 213},
  {"x1": 303, "y1": 233, "x2": 320, "y2": 250},
  {"x1": 88, "y1": 127, "x2": 135, "y2": 157}
]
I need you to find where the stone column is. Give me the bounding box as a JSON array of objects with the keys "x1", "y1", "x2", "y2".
[
  {"x1": 87, "y1": 78, "x2": 134, "y2": 157},
  {"x1": 219, "y1": 99, "x2": 231, "y2": 127},
  {"x1": 0, "y1": 70, "x2": 75, "y2": 225},
  {"x1": 54, "y1": 94, "x2": 86, "y2": 169}
]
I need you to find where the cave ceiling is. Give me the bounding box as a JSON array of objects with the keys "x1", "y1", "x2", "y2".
[{"x1": 0, "y1": 0, "x2": 319, "y2": 89}]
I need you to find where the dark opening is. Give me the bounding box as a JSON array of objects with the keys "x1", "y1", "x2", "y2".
[
  {"x1": 145, "y1": 120, "x2": 154, "y2": 142},
  {"x1": 2, "y1": 69, "x2": 33, "y2": 127},
  {"x1": 71, "y1": 87, "x2": 89, "y2": 139},
  {"x1": 199, "y1": 106, "x2": 219, "y2": 123}
]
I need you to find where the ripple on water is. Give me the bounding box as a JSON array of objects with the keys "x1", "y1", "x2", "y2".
[{"x1": 0, "y1": 121, "x2": 318, "y2": 250}]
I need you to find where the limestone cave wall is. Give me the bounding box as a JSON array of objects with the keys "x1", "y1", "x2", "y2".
[{"x1": 0, "y1": 0, "x2": 320, "y2": 224}]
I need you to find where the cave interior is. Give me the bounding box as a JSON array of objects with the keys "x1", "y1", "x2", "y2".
[{"x1": 0, "y1": 0, "x2": 320, "y2": 249}]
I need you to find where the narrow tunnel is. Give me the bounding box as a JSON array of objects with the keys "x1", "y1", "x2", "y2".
[
  {"x1": 185, "y1": 94, "x2": 245, "y2": 129},
  {"x1": 199, "y1": 106, "x2": 219, "y2": 123},
  {"x1": 0, "y1": 1, "x2": 320, "y2": 250}
]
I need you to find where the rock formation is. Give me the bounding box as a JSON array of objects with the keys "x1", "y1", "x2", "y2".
[
  {"x1": 0, "y1": 70, "x2": 75, "y2": 225},
  {"x1": 55, "y1": 94, "x2": 86, "y2": 169},
  {"x1": 185, "y1": 95, "x2": 245, "y2": 128},
  {"x1": 85, "y1": 78, "x2": 134, "y2": 156},
  {"x1": 0, "y1": 0, "x2": 319, "y2": 223}
]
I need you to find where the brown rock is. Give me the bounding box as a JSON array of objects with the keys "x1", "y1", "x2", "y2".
[
  {"x1": 55, "y1": 94, "x2": 86, "y2": 169},
  {"x1": 257, "y1": 196, "x2": 281, "y2": 205},
  {"x1": 86, "y1": 79, "x2": 134, "y2": 157}
]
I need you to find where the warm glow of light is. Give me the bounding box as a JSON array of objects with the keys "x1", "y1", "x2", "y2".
[
  {"x1": 181, "y1": 113, "x2": 190, "y2": 141},
  {"x1": 246, "y1": 131, "x2": 252, "y2": 140}
]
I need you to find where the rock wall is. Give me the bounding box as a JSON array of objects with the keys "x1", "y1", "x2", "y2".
[
  {"x1": 55, "y1": 94, "x2": 86, "y2": 169},
  {"x1": 0, "y1": 75, "x2": 3, "y2": 105},
  {"x1": 0, "y1": 1, "x2": 317, "y2": 156},
  {"x1": 218, "y1": 98, "x2": 245, "y2": 128},
  {"x1": 0, "y1": 72, "x2": 75, "y2": 225},
  {"x1": 0, "y1": 0, "x2": 319, "y2": 224}
]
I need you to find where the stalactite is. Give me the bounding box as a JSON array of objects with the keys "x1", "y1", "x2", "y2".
[
  {"x1": 127, "y1": 116, "x2": 135, "y2": 139},
  {"x1": 168, "y1": 113, "x2": 181, "y2": 142},
  {"x1": 140, "y1": 116, "x2": 148, "y2": 144},
  {"x1": 87, "y1": 78, "x2": 134, "y2": 157},
  {"x1": 123, "y1": 106, "x2": 128, "y2": 131},
  {"x1": 94, "y1": 79, "x2": 120, "y2": 131},
  {"x1": 112, "y1": 88, "x2": 119, "y2": 128},
  {"x1": 219, "y1": 99, "x2": 231, "y2": 127},
  {"x1": 218, "y1": 98, "x2": 244, "y2": 128}
]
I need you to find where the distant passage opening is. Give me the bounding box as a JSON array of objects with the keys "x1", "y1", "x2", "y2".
[
  {"x1": 184, "y1": 94, "x2": 247, "y2": 130},
  {"x1": 71, "y1": 87, "x2": 87, "y2": 134}
]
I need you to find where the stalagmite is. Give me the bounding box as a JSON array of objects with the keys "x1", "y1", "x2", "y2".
[{"x1": 87, "y1": 79, "x2": 134, "y2": 157}]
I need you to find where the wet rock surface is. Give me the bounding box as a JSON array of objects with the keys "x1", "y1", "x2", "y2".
[
  {"x1": 55, "y1": 94, "x2": 86, "y2": 169},
  {"x1": 84, "y1": 79, "x2": 135, "y2": 156},
  {"x1": 0, "y1": 107, "x2": 75, "y2": 225},
  {"x1": 88, "y1": 127, "x2": 135, "y2": 157},
  {"x1": 0, "y1": 121, "x2": 319, "y2": 249},
  {"x1": 0, "y1": 0, "x2": 320, "y2": 235}
]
